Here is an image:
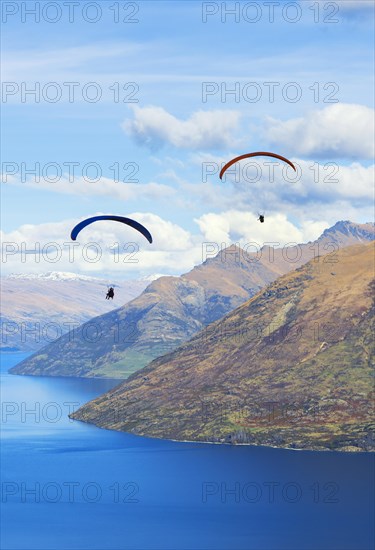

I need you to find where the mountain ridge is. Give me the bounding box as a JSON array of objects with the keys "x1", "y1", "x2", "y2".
[{"x1": 10, "y1": 221, "x2": 375, "y2": 377}]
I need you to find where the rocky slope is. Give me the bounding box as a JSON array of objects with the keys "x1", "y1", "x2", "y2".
[
  {"x1": 71, "y1": 242, "x2": 375, "y2": 452},
  {"x1": 11, "y1": 221, "x2": 374, "y2": 378}
]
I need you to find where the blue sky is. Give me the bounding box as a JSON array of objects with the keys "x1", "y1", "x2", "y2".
[{"x1": 1, "y1": 1, "x2": 374, "y2": 278}]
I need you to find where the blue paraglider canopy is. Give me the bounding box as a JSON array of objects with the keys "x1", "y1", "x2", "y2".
[{"x1": 70, "y1": 215, "x2": 153, "y2": 244}]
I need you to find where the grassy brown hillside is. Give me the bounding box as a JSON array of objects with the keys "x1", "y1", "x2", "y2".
[
  {"x1": 71, "y1": 242, "x2": 375, "y2": 451},
  {"x1": 11, "y1": 221, "x2": 374, "y2": 378}
]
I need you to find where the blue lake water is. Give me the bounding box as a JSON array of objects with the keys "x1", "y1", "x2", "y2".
[{"x1": 1, "y1": 353, "x2": 374, "y2": 550}]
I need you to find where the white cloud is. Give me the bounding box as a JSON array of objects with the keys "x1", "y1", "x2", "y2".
[
  {"x1": 2, "y1": 42, "x2": 148, "y2": 79},
  {"x1": 181, "y1": 158, "x2": 374, "y2": 213},
  {"x1": 2, "y1": 174, "x2": 175, "y2": 201},
  {"x1": 265, "y1": 104, "x2": 375, "y2": 159},
  {"x1": 0, "y1": 213, "x2": 200, "y2": 277},
  {"x1": 130, "y1": 213, "x2": 193, "y2": 251},
  {"x1": 1, "y1": 213, "x2": 192, "y2": 251},
  {"x1": 1, "y1": 205, "x2": 371, "y2": 278},
  {"x1": 123, "y1": 105, "x2": 241, "y2": 150},
  {"x1": 194, "y1": 210, "x2": 325, "y2": 246}
]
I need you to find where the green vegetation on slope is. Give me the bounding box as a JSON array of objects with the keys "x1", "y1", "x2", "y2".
[{"x1": 71, "y1": 242, "x2": 375, "y2": 452}]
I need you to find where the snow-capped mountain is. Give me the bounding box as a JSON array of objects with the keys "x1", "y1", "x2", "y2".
[
  {"x1": 141, "y1": 273, "x2": 167, "y2": 282},
  {"x1": 7, "y1": 271, "x2": 106, "y2": 282}
]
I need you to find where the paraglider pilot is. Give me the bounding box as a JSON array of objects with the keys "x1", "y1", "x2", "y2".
[
  {"x1": 106, "y1": 287, "x2": 114, "y2": 300},
  {"x1": 258, "y1": 214, "x2": 265, "y2": 223}
]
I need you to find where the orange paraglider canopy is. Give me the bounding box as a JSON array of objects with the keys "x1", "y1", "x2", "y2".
[{"x1": 219, "y1": 152, "x2": 296, "y2": 180}]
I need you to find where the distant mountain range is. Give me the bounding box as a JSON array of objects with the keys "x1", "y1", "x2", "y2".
[
  {"x1": 1, "y1": 273, "x2": 148, "y2": 352},
  {"x1": 71, "y1": 241, "x2": 375, "y2": 452},
  {"x1": 6, "y1": 271, "x2": 105, "y2": 282},
  {"x1": 11, "y1": 221, "x2": 374, "y2": 378},
  {"x1": 6, "y1": 271, "x2": 166, "y2": 283}
]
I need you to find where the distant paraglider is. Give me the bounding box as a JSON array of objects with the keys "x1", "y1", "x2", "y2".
[
  {"x1": 219, "y1": 151, "x2": 296, "y2": 180},
  {"x1": 219, "y1": 152, "x2": 297, "y2": 223},
  {"x1": 70, "y1": 215, "x2": 153, "y2": 244}
]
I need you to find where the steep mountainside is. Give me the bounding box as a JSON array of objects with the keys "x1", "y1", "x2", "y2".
[
  {"x1": 72, "y1": 242, "x2": 375, "y2": 452},
  {"x1": 11, "y1": 221, "x2": 374, "y2": 378}
]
